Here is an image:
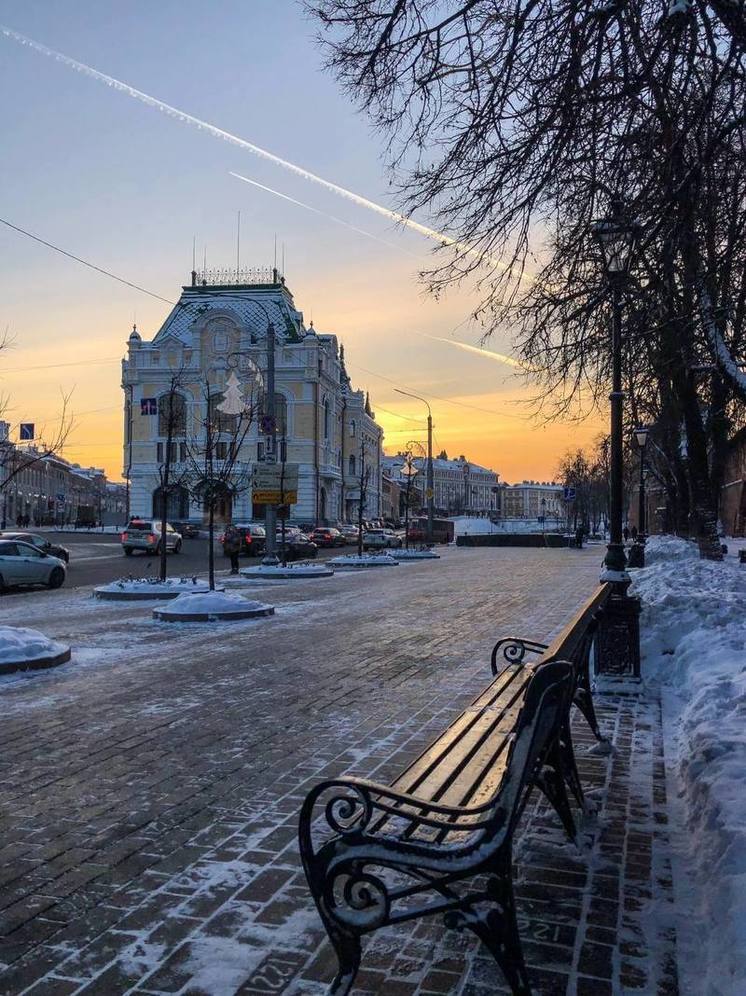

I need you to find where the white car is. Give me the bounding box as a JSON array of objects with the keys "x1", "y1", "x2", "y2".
[
  {"x1": 121, "y1": 519, "x2": 183, "y2": 556},
  {"x1": 0, "y1": 539, "x2": 67, "y2": 591},
  {"x1": 363, "y1": 528, "x2": 403, "y2": 551}
]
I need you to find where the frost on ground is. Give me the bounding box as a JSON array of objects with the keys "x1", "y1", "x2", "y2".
[
  {"x1": 0, "y1": 625, "x2": 68, "y2": 663},
  {"x1": 631, "y1": 534, "x2": 746, "y2": 995}
]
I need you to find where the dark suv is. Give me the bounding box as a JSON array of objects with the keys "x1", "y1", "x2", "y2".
[{"x1": 221, "y1": 523, "x2": 266, "y2": 557}]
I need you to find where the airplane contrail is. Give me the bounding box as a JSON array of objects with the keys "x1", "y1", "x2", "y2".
[
  {"x1": 0, "y1": 24, "x2": 493, "y2": 265},
  {"x1": 229, "y1": 172, "x2": 420, "y2": 258},
  {"x1": 420, "y1": 333, "x2": 529, "y2": 371}
]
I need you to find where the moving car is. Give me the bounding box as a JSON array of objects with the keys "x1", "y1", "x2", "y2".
[
  {"x1": 310, "y1": 527, "x2": 346, "y2": 548},
  {"x1": 171, "y1": 521, "x2": 200, "y2": 539},
  {"x1": 0, "y1": 539, "x2": 66, "y2": 590},
  {"x1": 121, "y1": 519, "x2": 182, "y2": 556},
  {"x1": 363, "y1": 528, "x2": 403, "y2": 551},
  {"x1": 0, "y1": 532, "x2": 70, "y2": 563},
  {"x1": 220, "y1": 523, "x2": 266, "y2": 558},
  {"x1": 276, "y1": 527, "x2": 318, "y2": 561}
]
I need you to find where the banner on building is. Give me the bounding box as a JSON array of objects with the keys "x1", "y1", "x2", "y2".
[
  {"x1": 140, "y1": 398, "x2": 157, "y2": 416},
  {"x1": 19, "y1": 423, "x2": 34, "y2": 440}
]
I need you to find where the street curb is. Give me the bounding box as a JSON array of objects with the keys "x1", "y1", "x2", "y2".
[{"x1": 152, "y1": 605, "x2": 275, "y2": 622}]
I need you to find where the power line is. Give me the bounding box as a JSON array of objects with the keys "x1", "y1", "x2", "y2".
[
  {"x1": 0, "y1": 356, "x2": 120, "y2": 374},
  {"x1": 0, "y1": 217, "x2": 176, "y2": 305}
]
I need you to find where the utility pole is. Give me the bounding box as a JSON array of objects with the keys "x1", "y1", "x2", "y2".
[{"x1": 262, "y1": 321, "x2": 279, "y2": 566}]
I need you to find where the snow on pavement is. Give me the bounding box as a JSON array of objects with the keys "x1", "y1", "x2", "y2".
[{"x1": 631, "y1": 534, "x2": 746, "y2": 995}]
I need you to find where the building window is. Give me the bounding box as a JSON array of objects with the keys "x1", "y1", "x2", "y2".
[
  {"x1": 209, "y1": 393, "x2": 238, "y2": 434},
  {"x1": 158, "y1": 392, "x2": 186, "y2": 436},
  {"x1": 350, "y1": 418, "x2": 356, "y2": 438},
  {"x1": 349, "y1": 454, "x2": 356, "y2": 475},
  {"x1": 215, "y1": 441, "x2": 228, "y2": 460},
  {"x1": 323, "y1": 398, "x2": 330, "y2": 440}
]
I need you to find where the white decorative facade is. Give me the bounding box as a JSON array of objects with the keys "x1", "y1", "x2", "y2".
[
  {"x1": 382, "y1": 454, "x2": 500, "y2": 515},
  {"x1": 122, "y1": 269, "x2": 383, "y2": 526}
]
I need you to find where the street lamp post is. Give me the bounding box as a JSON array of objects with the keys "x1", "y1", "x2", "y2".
[
  {"x1": 591, "y1": 199, "x2": 643, "y2": 679},
  {"x1": 628, "y1": 426, "x2": 649, "y2": 568},
  {"x1": 395, "y1": 389, "x2": 434, "y2": 543},
  {"x1": 399, "y1": 456, "x2": 419, "y2": 550},
  {"x1": 592, "y1": 200, "x2": 638, "y2": 584}
]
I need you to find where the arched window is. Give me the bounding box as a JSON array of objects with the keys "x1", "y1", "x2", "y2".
[
  {"x1": 261, "y1": 393, "x2": 288, "y2": 436},
  {"x1": 158, "y1": 392, "x2": 186, "y2": 436},
  {"x1": 349, "y1": 454, "x2": 356, "y2": 476},
  {"x1": 323, "y1": 398, "x2": 330, "y2": 439}
]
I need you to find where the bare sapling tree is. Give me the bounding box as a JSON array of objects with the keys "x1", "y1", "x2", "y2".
[
  {"x1": 401, "y1": 440, "x2": 426, "y2": 548},
  {"x1": 356, "y1": 435, "x2": 372, "y2": 557},
  {"x1": 184, "y1": 375, "x2": 257, "y2": 589},
  {"x1": 153, "y1": 373, "x2": 190, "y2": 582}
]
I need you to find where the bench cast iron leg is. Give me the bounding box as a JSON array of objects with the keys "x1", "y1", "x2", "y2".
[
  {"x1": 446, "y1": 855, "x2": 532, "y2": 995},
  {"x1": 559, "y1": 721, "x2": 585, "y2": 811},
  {"x1": 574, "y1": 683, "x2": 604, "y2": 742},
  {"x1": 536, "y1": 743, "x2": 577, "y2": 842},
  {"x1": 327, "y1": 926, "x2": 361, "y2": 996}
]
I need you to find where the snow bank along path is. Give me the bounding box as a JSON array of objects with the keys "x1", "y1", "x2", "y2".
[{"x1": 631, "y1": 535, "x2": 746, "y2": 994}]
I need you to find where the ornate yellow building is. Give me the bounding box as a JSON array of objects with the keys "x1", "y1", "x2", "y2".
[{"x1": 122, "y1": 268, "x2": 383, "y2": 525}]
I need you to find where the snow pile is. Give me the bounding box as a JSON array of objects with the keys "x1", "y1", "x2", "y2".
[
  {"x1": 239, "y1": 563, "x2": 333, "y2": 578},
  {"x1": 453, "y1": 516, "x2": 562, "y2": 537},
  {"x1": 94, "y1": 577, "x2": 216, "y2": 598},
  {"x1": 390, "y1": 548, "x2": 440, "y2": 560},
  {"x1": 631, "y1": 536, "x2": 746, "y2": 992},
  {"x1": 0, "y1": 626, "x2": 67, "y2": 664},
  {"x1": 166, "y1": 591, "x2": 265, "y2": 614},
  {"x1": 643, "y1": 534, "x2": 699, "y2": 565}
]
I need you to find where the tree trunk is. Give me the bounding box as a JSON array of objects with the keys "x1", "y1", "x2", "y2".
[{"x1": 208, "y1": 502, "x2": 215, "y2": 590}]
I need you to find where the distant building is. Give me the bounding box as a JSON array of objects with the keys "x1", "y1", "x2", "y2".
[
  {"x1": 0, "y1": 438, "x2": 118, "y2": 527},
  {"x1": 500, "y1": 481, "x2": 564, "y2": 521},
  {"x1": 382, "y1": 454, "x2": 499, "y2": 515},
  {"x1": 122, "y1": 267, "x2": 383, "y2": 526},
  {"x1": 381, "y1": 473, "x2": 402, "y2": 523}
]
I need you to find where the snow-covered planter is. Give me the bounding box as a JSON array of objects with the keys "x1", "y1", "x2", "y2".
[
  {"x1": 631, "y1": 535, "x2": 746, "y2": 991},
  {"x1": 0, "y1": 625, "x2": 71, "y2": 675},
  {"x1": 94, "y1": 577, "x2": 220, "y2": 601},
  {"x1": 389, "y1": 548, "x2": 440, "y2": 561},
  {"x1": 328, "y1": 554, "x2": 399, "y2": 569},
  {"x1": 239, "y1": 562, "x2": 334, "y2": 579},
  {"x1": 152, "y1": 591, "x2": 275, "y2": 622}
]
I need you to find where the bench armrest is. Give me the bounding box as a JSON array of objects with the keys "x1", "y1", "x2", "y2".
[
  {"x1": 300, "y1": 775, "x2": 496, "y2": 843},
  {"x1": 490, "y1": 637, "x2": 548, "y2": 674}
]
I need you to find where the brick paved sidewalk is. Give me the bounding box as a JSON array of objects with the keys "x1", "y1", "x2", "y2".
[{"x1": 0, "y1": 548, "x2": 679, "y2": 994}]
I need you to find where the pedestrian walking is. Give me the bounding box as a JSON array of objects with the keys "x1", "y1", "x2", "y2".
[
  {"x1": 223, "y1": 523, "x2": 241, "y2": 574},
  {"x1": 623, "y1": 525, "x2": 629, "y2": 543},
  {"x1": 575, "y1": 525, "x2": 584, "y2": 550},
  {"x1": 631, "y1": 525, "x2": 638, "y2": 542}
]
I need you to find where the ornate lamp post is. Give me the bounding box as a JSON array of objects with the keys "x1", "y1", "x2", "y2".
[
  {"x1": 395, "y1": 389, "x2": 434, "y2": 543},
  {"x1": 592, "y1": 200, "x2": 638, "y2": 584},
  {"x1": 591, "y1": 200, "x2": 643, "y2": 679},
  {"x1": 628, "y1": 426, "x2": 649, "y2": 568},
  {"x1": 399, "y1": 455, "x2": 419, "y2": 549}
]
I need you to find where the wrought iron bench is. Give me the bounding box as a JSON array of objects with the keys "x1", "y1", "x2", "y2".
[
  {"x1": 299, "y1": 657, "x2": 578, "y2": 995},
  {"x1": 298, "y1": 585, "x2": 614, "y2": 995}
]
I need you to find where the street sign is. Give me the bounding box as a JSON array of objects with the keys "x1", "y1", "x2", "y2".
[
  {"x1": 563, "y1": 486, "x2": 576, "y2": 502},
  {"x1": 252, "y1": 464, "x2": 299, "y2": 505},
  {"x1": 19, "y1": 423, "x2": 34, "y2": 440}
]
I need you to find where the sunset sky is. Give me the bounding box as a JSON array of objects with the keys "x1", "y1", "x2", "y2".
[{"x1": 0, "y1": 0, "x2": 603, "y2": 484}]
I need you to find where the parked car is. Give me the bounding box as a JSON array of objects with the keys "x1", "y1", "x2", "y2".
[
  {"x1": 120, "y1": 519, "x2": 182, "y2": 556},
  {"x1": 310, "y1": 527, "x2": 346, "y2": 548},
  {"x1": 0, "y1": 539, "x2": 66, "y2": 590},
  {"x1": 220, "y1": 523, "x2": 266, "y2": 558},
  {"x1": 171, "y1": 521, "x2": 199, "y2": 539},
  {"x1": 363, "y1": 528, "x2": 403, "y2": 551},
  {"x1": 0, "y1": 532, "x2": 70, "y2": 563},
  {"x1": 276, "y1": 528, "x2": 318, "y2": 561},
  {"x1": 339, "y1": 524, "x2": 360, "y2": 544}
]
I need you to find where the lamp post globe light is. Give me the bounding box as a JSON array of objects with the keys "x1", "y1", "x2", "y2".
[
  {"x1": 591, "y1": 199, "x2": 638, "y2": 584},
  {"x1": 399, "y1": 455, "x2": 419, "y2": 549},
  {"x1": 627, "y1": 426, "x2": 649, "y2": 568}
]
